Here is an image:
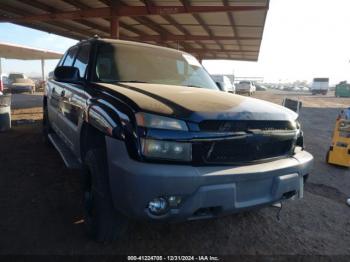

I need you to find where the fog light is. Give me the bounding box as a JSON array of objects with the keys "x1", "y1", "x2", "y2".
[
  {"x1": 168, "y1": 196, "x2": 182, "y2": 207},
  {"x1": 148, "y1": 197, "x2": 168, "y2": 215}
]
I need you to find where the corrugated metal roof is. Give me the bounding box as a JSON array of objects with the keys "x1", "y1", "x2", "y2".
[{"x1": 0, "y1": 0, "x2": 269, "y2": 61}]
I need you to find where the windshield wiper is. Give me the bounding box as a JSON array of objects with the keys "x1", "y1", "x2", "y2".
[{"x1": 183, "y1": 85, "x2": 202, "y2": 88}]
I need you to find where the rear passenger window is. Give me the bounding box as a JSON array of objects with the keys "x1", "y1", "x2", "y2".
[
  {"x1": 63, "y1": 47, "x2": 78, "y2": 66},
  {"x1": 74, "y1": 44, "x2": 90, "y2": 78}
]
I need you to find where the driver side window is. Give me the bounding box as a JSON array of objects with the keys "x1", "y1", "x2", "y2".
[
  {"x1": 62, "y1": 47, "x2": 78, "y2": 66},
  {"x1": 74, "y1": 44, "x2": 90, "y2": 78}
]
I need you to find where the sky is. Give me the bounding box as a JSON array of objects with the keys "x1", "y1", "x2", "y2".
[
  {"x1": 204, "y1": 0, "x2": 350, "y2": 84},
  {"x1": 1, "y1": 0, "x2": 350, "y2": 84}
]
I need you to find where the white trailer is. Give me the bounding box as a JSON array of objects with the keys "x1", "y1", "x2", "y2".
[{"x1": 311, "y1": 78, "x2": 329, "y2": 95}]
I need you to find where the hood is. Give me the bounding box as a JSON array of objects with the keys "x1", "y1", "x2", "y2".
[{"x1": 98, "y1": 83, "x2": 298, "y2": 122}]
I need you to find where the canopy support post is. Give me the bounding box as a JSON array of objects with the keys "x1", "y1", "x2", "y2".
[
  {"x1": 198, "y1": 55, "x2": 203, "y2": 64},
  {"x1": 110, "y1": 16, "x2": 120, "y2": 39},
  {"x1": 110, "y1": 0, "x2": 120, "y2": 39},
  {"x1": 41, "y1": 59, "x2": 45, "y2": 80},
  {"x1": 39, "y1": 58, "x2": 45, "y2": 93}
]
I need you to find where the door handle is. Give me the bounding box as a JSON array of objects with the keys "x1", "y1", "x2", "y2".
[{"x1": 61, "y1": 90, "x2": 65, "y2": 97}]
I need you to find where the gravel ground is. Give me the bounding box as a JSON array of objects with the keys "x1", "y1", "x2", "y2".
[{"x1": 0, "y1": 90, "x2": 350, "y2": 256}]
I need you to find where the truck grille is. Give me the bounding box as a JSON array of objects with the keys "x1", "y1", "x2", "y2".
[
  {"x1": 198, "y1": 139, "x2": 294, "y2": 164},
  {"x1": 199, "y1": 120, "x2": 295, "y2": 132},
  {"x1": 196, "y1": 120, "x2": 296, "y2": 164}
]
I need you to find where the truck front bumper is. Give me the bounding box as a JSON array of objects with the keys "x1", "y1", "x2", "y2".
[
  {"x1": 106, "y1": 138, "x2": 313, "y2": 222},
  {"x1": 9, "y1": 85, "x2": 33, "y2": 93}
]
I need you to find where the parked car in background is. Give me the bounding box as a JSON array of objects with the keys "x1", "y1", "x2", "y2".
[
  {"x1": 44, "y1": 38, "x2": 313, "y2": 242},
  {"x1": 283, "y1": 86, "x2": 294, "y2": 91},
  {"x1": 211, "y1": 75, "x2": 235, "y2": 93},
  {"x1": 236, "y1": 81, "x2": 256, "y2": 96},
  {"x1": 7, "y1": 73, "x2": 35, "y2": 94},
  {"x1": 0, "y1": 73, "x2": 9, "y2": 93},
  {"x1": 299, "y1": 86, "x2": 309, "y2": 92},
  {"x1": 48, "y1": 71, "x2": 54, "y2": 80},
  {"x1": 255, "y1": 83, "x2": 267, "y2": 91},
  {"x1": 310, "y1": 78, "x2": 329, "y2": 95}
]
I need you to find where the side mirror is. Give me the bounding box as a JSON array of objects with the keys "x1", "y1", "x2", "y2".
[
  {"x1": 216, "y1": 82, "x2": 224, "y2": 91},
  {"x1": 282, "y1": 98, "x2": 302, "y2": 114},
  {"x1": 54, "y1": 66, "x2": 81, "y2": 83}
]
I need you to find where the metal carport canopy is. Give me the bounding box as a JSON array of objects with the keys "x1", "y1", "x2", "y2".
[
  {"x1": 0, "y1": 0, "x2": 269, "y2": 61},
  {"x1": 0, "y1": 42, "x2": 63, "y2": 80},
  {"x1": 0, "y1": 42, "x2": 62, "y2": 60}
]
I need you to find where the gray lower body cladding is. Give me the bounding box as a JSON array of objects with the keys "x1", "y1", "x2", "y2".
[{"x1": 106, "y1": 137, "x2": 313, "y2": 222}]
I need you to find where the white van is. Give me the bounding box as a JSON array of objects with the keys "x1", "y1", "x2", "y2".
[
  {"x1": 311, "y1": 78, "x2": 329, "y2": 95},
  {"x1": 211, "y1": 75, "x2": 235, "y2": 93},
  {"x1": 236, "y1": 81, "x2": 256, "y2": 96}
]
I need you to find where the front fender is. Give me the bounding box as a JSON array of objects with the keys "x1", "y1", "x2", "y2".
[
  {"x1": 86, "y1": 99, "x2": 142, "y2": 160},
  {"x1": 86, "y1": 100, "x2": 124, "y2": 139}
]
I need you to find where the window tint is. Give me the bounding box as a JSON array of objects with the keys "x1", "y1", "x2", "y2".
[
  {"x1": 74, "y1": 44, "x2": 90, "y2": 78},
  {"x1": 63, "y1": 47, "x2": 78, "y2": 66},
  {"x1": 9, "y1": 74, "x2": 25, "y2": 80},
  {"x1": 95, "y1": 43, "x2": 218, "y2": 90}
]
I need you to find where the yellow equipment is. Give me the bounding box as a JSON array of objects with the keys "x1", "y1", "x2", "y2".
[{"x1": 326, "y1": 114, "x2": 350, "y2": 167}]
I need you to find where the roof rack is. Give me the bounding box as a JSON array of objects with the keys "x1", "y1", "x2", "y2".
[{"x1": 79, "y1": 35, "x2": 100, "y2": 43}]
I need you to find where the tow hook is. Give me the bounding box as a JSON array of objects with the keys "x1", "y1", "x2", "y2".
[
  {"x1": 272, "y1": 190, "x2": 298, "y2": 222},
  {"x1": 271, "y1": 202, "x2": 283, "y2": 222}
]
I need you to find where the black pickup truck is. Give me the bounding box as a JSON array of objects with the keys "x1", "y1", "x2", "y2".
[{"x1": 43, "y1": 38, "x2": 313, "y2": 242}]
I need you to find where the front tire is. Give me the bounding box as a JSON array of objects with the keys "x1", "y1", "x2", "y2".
[
  {"x1": 82, "y1": 149, "x2": 128, "y2": 243},
  {"x1": 42, "y1": 107, "x2": 53, "y2": 146}
]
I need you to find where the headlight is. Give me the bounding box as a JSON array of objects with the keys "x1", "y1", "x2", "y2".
[
  {"x1": 295, "y1": 120, "x2": 301, "y2": 130},
  {"x1": 296, "y1": 133, "x2": 304, "y2": 148},
  {"x1": 339, "y1": 121, "x2": 350, "y2": 131},
  {"x1": 141, "y1": 138, "x2": 192, "y2": 161},
  {"x1": 136, "y1": 112, "x2": 188, "y2": 131}
]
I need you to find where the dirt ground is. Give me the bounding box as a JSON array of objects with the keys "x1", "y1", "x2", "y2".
[{"x1": 1, "y1": 90, "x2": 350, "y2": 255}]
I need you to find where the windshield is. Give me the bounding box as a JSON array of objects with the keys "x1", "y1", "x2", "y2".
[
  {"x1": 94, "y1": 43, "x2": 219, "y2": 90},
  {"x1": 9, "y1": 74, "x2": 25, "y2": 81}
]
